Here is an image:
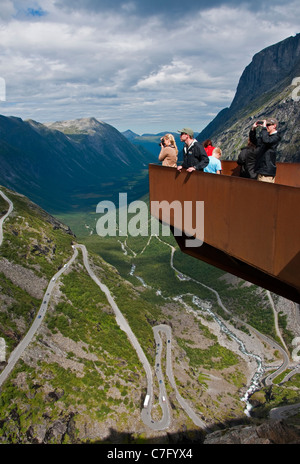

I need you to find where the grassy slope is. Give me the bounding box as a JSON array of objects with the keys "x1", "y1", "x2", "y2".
[{"x1": 0, "y1": 189, "x2": 299, "y2": 443}]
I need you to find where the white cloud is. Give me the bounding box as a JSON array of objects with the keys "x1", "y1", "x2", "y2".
[
  {"x1": 0, "y1": 0, "x2": 16, "y2": 19},
  {"x1": 135, "y1": 61, "x2": 216, "y2": 89},
  {"x1": 0, "y1": 1, "x2": 299, "y2": 134}
]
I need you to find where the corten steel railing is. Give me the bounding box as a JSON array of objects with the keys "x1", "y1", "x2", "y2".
[
  {"x1": 221, "y1": 160, "x2": 300, "y2": 187},
  {"x1": 149, "y1": 162, "x2": 300, "y2": 304}
]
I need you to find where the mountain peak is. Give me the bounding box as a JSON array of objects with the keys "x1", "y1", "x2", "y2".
[
  {"x1": 197, "y1": 33, "x2": 300, "y2": 162},
  {"x1": 230, "y1": 33, "x2": 300, "y2": 112},
  {"x1": 45, "y1": 117, "x2": 106, "y2": 135},
  {"x1": 0, "y1": 114, "x2": 152, "y2": 213}
]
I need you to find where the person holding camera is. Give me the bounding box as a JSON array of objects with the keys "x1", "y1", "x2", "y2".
[
  {"x1": 250, "y1": 118, "x2": 281, "y2": 183},
  {"x1": 176, "y1": 128, "x2": 209, "y2": 173},
  {"x1": 158, "y1": 133, "x2": 178, "y2": 167}
]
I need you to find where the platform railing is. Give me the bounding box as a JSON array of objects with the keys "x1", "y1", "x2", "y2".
[
  {"x1": 149, "y1": 162, "x2": 300, "y2": 303},
  {"x1": 221, "y1": 160, "x2": 300, "y2": 187}
]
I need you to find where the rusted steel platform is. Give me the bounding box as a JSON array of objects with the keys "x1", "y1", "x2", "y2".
[{"x1": 149, "y1": 162, "x2": 300, "y2": 304}]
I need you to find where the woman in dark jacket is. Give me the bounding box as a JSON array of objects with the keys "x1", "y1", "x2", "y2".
[{"x1": 237, "y1": 139, "x2": 257, "y2": 179}]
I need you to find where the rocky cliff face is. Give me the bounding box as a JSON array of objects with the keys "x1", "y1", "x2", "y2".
[
  {"x1": 204, "y1": 420, "x2": 300, "y2": 444},
  {"x1": 207, "y1": 86, "x2": 300, "y2": 162},
  {"x1": 230, "y1": 34, "x2": 300, "y2": 112},
  {"x1": 197, "y1": 34, "x2": 300, "y2": 162}
]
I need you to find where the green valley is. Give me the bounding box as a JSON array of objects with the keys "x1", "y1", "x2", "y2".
[{"x1": 1, "y1": 185, "x2": 298, "y2": 444}]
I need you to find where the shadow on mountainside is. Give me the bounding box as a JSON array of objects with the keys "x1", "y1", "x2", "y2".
[{"x1": 87, "y1": 417, "x2": 300, "y2": 445}]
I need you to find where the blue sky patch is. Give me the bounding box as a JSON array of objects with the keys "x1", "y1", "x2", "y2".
[{"x1": 26, "y1": 7, "x2": 47, "y2": 17}]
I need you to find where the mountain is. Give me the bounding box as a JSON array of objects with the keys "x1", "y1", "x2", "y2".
[
  {"x1": 197, "y1": 33, "x2": 300, "y2": 162},
  {"x1": 121, "y1": 129, "x2": 140, "y2": 142},
  {"x1": 0, "y1": 116, "x2": 155, "y2": 214},
  {"x1": 1, "y1": 33, "x2": 300, "y2": 444},
  {"x1": 1, "y1": 184, "x2": 299, "y2": 444},
  {"x1": 122, "y1": 131, "x2": 186, "y2": 158}
]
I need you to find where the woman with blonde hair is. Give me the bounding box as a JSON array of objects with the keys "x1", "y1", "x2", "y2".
[{"x1": 158, "y1": 133, "x2": 178, "y2": 167}]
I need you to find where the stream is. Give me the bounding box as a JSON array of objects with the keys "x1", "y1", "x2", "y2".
[
  {"x1": 192, "y1": 295, "x2": 264, "y2": 416},
  {"x1": 126, "y1": 236, "x2": 265, "y2": 417}
]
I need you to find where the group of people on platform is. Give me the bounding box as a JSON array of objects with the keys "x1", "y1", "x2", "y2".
[
  {"x1": 158, "y1": 128, "x2": 221, "y2": 174},
  {"x1": 158, "y1": 117, "x2": 280, "y2": 183}
]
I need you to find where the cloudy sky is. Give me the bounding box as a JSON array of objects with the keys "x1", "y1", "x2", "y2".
[{"x1": 0, "y1": 0, "x2": 299, "y2": 134}]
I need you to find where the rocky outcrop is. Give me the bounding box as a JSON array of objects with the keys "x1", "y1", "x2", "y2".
[
  {"x1": 0, "y1": 257, "x2": 48, "y2": 299},
  {"x1": 203, "y1": 420, "x2": 300, "y2": 444},
  {"x1": 197, "y1": 34, "x2": 300, "y2": 162},
  {"x1": 204, "y1": 93, "x2": 300, "y2": 162},
  {"x1": 230, "y1": 34, "x2": 300, "y2": 112},
  {"x1": 0, "y1": 407, "x2": 77, "y2": 444}
]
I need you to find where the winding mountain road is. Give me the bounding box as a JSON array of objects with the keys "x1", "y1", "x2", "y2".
[
  {"x1": 152, "y1": 324, "x2": 207, "y2": 429},
  {"x1": 0, "y1": 191, "x2": 206, "y2": 430},
  {"x1": 0, "y1": 245, "x2": 79, "y2": 387},
  {"x1": 78, "y1": 244, "x2": 207, "y2": 430},
  {"x1": 0, "y1": 188, "x2": 299, "y2": 430}
]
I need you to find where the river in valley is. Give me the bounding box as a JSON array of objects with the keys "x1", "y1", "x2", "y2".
[{"x1": 125, "y1": 235, "x2": 266, "y2": 417}]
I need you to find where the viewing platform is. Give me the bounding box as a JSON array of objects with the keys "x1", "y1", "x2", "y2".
[{"x1": 149, "y1": 161, "x2": 300, "y2": 304}]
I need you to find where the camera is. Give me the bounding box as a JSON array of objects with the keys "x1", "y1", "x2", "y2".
[
  {"x1": 159, "y1": 137, "x2": 165, "y2": 147},
  {"x1": 256, "y1": 120, "x2": 264, "y2": 125}
]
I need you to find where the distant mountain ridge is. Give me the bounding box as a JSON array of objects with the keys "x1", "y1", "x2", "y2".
[
  {"x1": 197, "y1": 33, "x2": 300, "y2": 162},
  {"x1": 122, "y1": 130, "x2": 198, "y2": 159},
  {"x1": 0, "y1": 116, "x2": 154, "y2": 213},
  {"x1": 122, "y1": 130, "x2": 180, "y2": 156},
  {"x1": 0, "y1": 34, "x2": 299, "y2": 219}
]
